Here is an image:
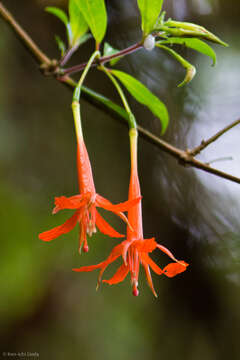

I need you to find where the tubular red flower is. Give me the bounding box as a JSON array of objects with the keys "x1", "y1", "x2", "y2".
[{"x1": 39, "y1": 139, "x2": 141, "y2": 253}]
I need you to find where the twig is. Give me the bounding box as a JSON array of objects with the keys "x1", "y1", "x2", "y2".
[
  {"x1": 62, "y1": 42, "x2": 143, "y2": 76},
  {"x1": 137, "y1": 126, "x2": 240, "y2": 184},
  {"x1": 0, "y1": 2, "x2": 50, "y2": 65},
  {"x1": 206, "y1": 156, "x2": 233, "y2": 165},
  {"x1": 1, "y1": 2, "x2": 240, "y2": 185},
  {"x1": 189, "y1": 118, "x2": 240, "y2": 156},
  {"x1": 59, "y1": 45, "x2": 78, "y2": 67}
]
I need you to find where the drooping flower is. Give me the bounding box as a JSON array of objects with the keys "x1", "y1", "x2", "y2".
[
  {"x1": 73, "y1": 128, "x2": 188, "y2": 296},
  {"x1": 39, "y1": 137, "x2": 140, "y2": 253},
  {"x1": 73, "y1": 238, "x2": 188, "y2": 297}
]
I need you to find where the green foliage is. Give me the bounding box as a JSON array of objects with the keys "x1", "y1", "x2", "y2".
[
  {"x1": 46, "y1": 2, "x2": 92, "y2": 55},
  {"x1": 137, "y1": 0, "x2": 163, "y2": 36},
  {"x1": 111, "y1": 70, "x2": 169, "y2": 134},
  {"x1": 73, "y1": 0, "x2": 107, "y2": 45},
  {"x1": 77, "y1": 33, "x2": 92, "y2": 47},
  {"x1": 103, "y1": 43, "x2": 122, "y2": 66},
  {"x1": 45, "y1": 6, "x2": 72, "y2": 45},
  {"x1": 55, "y1": 35, "x2": 66, "y2": 56},
  {"x1": 159, "y1": 37, "x2": 217, "y2": 66},
  {"x1": 157, "y1": 19, "x2": 228, "y2": 47},
  {"x1": 157, "y1": 44, "x2": 196, "y2": 87},
  {"x1": 69, "y1": 0, "x2": 88, "y2": 46},
  {"x1": 45, "y1": 6, "x2": 71, "y2": 47},
  {"x1": 44, "y1": 0, "x2": 228, "y2": 131},
  {"x1": 45, "y1": 6, "x2": 68, "y2": 27}
]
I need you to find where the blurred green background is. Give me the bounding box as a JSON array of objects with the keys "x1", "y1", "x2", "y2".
[{"x1": 0, "y1": 0, "x2": 240, "y2": 359}]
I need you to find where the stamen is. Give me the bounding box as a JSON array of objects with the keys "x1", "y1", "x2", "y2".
[{"x1": 87, "y1": 220, "x2": 97, "y2": 237}]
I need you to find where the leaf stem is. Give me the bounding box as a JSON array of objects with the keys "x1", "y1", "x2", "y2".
[{"x1": 100, "y1": 66, "x2": 137, "y2": 129}]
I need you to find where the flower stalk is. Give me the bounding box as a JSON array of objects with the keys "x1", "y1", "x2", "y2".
[
  {"x1": 72, "y1": 50, "x2": 100, "y2": 142},
  {"x1": 100, "y1": 66, "x2": 137, "y2": 130}
]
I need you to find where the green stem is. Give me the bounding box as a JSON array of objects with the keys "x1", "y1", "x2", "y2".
[
  {"x1": 100, "y1": 66, "x2": 137, "y2": 130},
  {"x1": 72, "y1": 50, "x2": 100, "y2": 142},
  {"x1": 129, "y1": 128, "x2": 138, "y2": 174},
  {"x1": 72, "y1": 101, "x2": 83, "y2": 141},
  {"x1": 73, "y1": 50, "x2": 100, "y2": 102}
]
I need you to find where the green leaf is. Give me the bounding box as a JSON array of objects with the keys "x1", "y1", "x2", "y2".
[
  {"x1": 155, "y1": 11, "x2": 166, "y2": 29},
  {"x1": 103, "y1": 43, "x2": 122, "y2": 66},
  {"x1": 73, "y1": 0, "x2": 107, "y2": 45},
  {"x1": 77, "y1": 33, "x2": 92, "y2": 47},
  {"x1": 55, "y1": 35, "x2": 66, "y2": 56},
  {"x1": 159, "y1": 37, "x2": 217, "y2": 65},
  {"x1": 45, "y1": 7, "x2": 69, "y2": 27},
  {"x1": 157, "y1": 44, "x2": 196, "y2": 87},
  {"x1": 162, "y1": 20, "x2": 228, "y2": 47},
  {"x1": 111, "y1": 70, "x2": 169, "y2": 134},
  {"x1": 45, "y1": 7, "x2": 72, "y2": 45},
  {"x1": 69, "y1": 0, "x2": 88, "y2": 46},
  {"x1": 137, "y1": 0, "x2": 164, "y2": 36}
]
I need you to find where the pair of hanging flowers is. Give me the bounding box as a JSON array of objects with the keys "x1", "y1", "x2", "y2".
[{"x1": 39, "y1": 51, "x2": 188, "y2": 297}]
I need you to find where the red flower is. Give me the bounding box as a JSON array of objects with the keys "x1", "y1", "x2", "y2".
[
  {"x1": 73, "y1": 129, "x2": 188, "y2": 296},
  {"x1": 39, "y1": 139, "x2": 140, "y2": 253},
  {"x1": 73, "y1": 238, "x2": 188, "y2": 297}
]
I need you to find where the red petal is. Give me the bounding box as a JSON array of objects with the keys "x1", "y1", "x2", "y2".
[
  {"x1": 96, "y1": 194, "x2": 141, "y2": 212},
  {"x1": 157, "y1": 244, "x2": 178, "y2": 262},
  {"x1": 39, "y1": 211, "x2": 79, "y2": 241},
  {"x1": 73, "y1": 262, "x2": 104, "y2": 272},
  {"x1": 95, "y1": 211, "x2": 125, "y2": 238},
  {"x1": 140, "y1": 253, "x2": 163, "y2": 275},
  {"x1": 97, "y1": 242, "x2": 126, "y2": 286},
  {"x1": 77, "y1": 140, "x2": 96, "y2": 193},
  {"x1": 104, "y1": 242, "x2": 126, "y2": 265},
  {"x1": 103, "y1": 264, "x2": 129, "y2": 285},
  {"x1": 53, "y1": 193, "x2": 90, "y2": 213},
  {"x1": 142, "y1": 262, "x2": 158, "y2": 297},
  {"x1": 116, "y1": 211, "x2": 133, "y2": 231},
  {"x1": 74, "y1": 242, "x2": 127, "y2": 287},
  {"x1": 113, "y1": 196, "x2": 142, "y2": 211},
  {"x1": 96, "y1": 195, "x2": 134, "y2": 231},
  {"x1": 122, "y1": 241, "x2": 131, "y2": 265},
  {"x1": 95, "y1": 194, "x2": 114, "y2": 209},
  {"x1": 134, "y1": 238, "x2": 157, "y2": 253},
  {"x1": 163, "y1": 261, "x2": 189, "y2": 278}
]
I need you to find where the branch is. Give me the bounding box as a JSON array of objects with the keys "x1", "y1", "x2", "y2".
[
  {"x1": 189, "y1": 118, "x2": 240, "y2": 156},
  {"x1": 0, "y1": 2, "x2": 51, "y2": 65},
  {"x1": 62, "y1": 42, "x2": 143, "y2": 76},
  {"x1": 1, "y1": 2, "x2": 240, "y2": 185},
  {"x1": 137, "y1": 125, "x2": 240, "y2": 184}
]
